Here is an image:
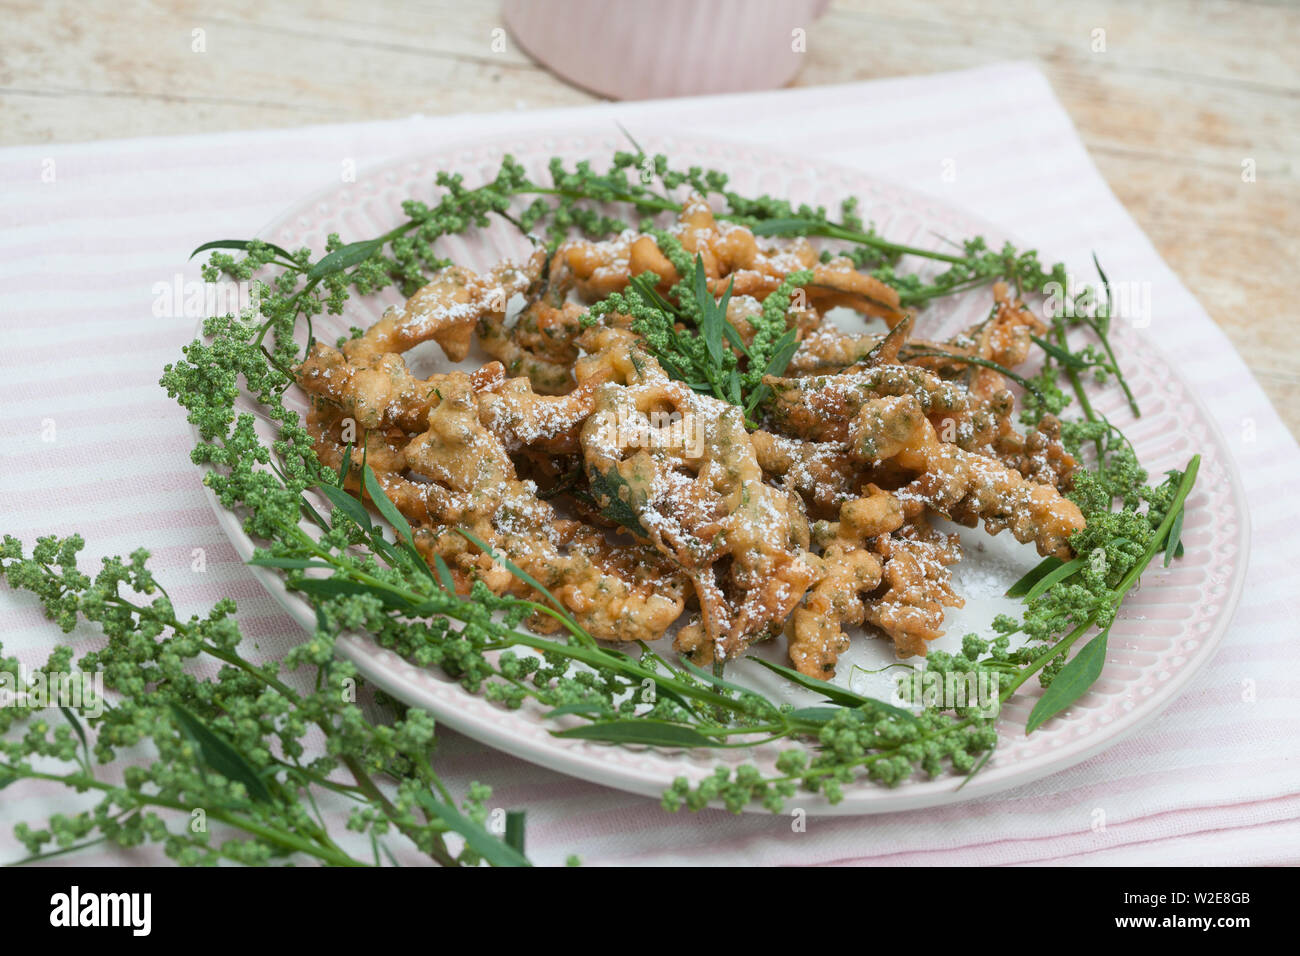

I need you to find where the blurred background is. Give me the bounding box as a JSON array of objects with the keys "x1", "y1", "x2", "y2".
[{"x1": 2, "y1": 0, "x2": 1296, "y2": 434}]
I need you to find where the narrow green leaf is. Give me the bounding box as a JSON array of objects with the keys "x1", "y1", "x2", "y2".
[
  {"x1": 189, "y1": 238, "x2": 297, "y2": 262},
  {"x1": 1023, "y1": 557, "x2": 1085, "y2": 602},
  {"x1": 247, "y1": 555, "x2": 332, "y2": 570},
  {"x1": 543, "y1": 702, "x2": 609, "y2": 719},
  {"x1": 1005, "y1": 555, "x2": 1065, "y2": 598},
  {"x1": 747, "y1": 217, "x2": 827, "y2": 238},
  {"x1": 1025, "y1": 631, "x2": 1109, "y2": 734},
  {"x1": 763, "y1": 328, "x2": 801, "y2": 379},
  {"x1": 676, "y1": 656, "x2": 752, "y2": 698},
  {"x1": 553, "y1": 719, "x2": 723, "y2": 748},
  {"x1": 955, "y1": 745, "x2": 996, "y2": 791},
  {"x1": 318, "y1": 482, "x2": 372, "y2": 531},
  {"x1": 168, "y1": 702, "x2": 274, "y2": 803},
  {"x1": 293, "y1": 577, "x2": 410, "y2": 611},
  {"x1": 787, "y1": 706, "x2": 841, "y2": 725},
  {"x1": 505, "y1": 811, "x2": 526, "y2": 855},
  {"x1": 1031, "y1": 334, "x2": 1090, "y2": 369},
  {"x1": 1163, "y1": 506, "x2": 1185, "y2": 568},
  {"x1": 337, "y1": 441, "x2": 353, "y2": 488},
  {"x1": 693, "y1": 256, "x2": 725, "y2": 366},
  {"x1": 306, "y1": 239, "x2": 384, "y2": 281},
  {"x1": 413, "y1": 792, "x2": 531, "y2": 867},
  {"x1": 362, "y1": 465, "x2": 415, "y2": 547},
  {"x1": 721, "y1": 320, "x2": 749, "y2": 355},
  {"x1": 60, "y1": 707, "x2": 90, "y2": 763},
  {"x1": 748, "y1": 657, "x2": 916, "y2": 721},
  {"x1": 1092, "y1": 251, "x2": 1113, "y2": 320},
  {"x1": 432, "y1": 553, "x2": 456, "y2": 593}
]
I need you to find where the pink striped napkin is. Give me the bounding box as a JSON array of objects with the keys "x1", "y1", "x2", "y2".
[{"x1": 2, "y1": 62, "x2": 1297, "y2": 866}]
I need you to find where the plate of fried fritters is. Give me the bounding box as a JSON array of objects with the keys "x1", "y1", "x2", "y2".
[{"x1": 197, "y1": 130, "x2": 1248, "y2": 812}]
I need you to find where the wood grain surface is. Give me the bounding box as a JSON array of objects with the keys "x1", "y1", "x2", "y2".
[{"x1": 3, "y1": 0, "x2": 1296, "y2": 435}]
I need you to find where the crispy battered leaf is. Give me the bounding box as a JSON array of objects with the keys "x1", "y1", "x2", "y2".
[
  {"x1": 861, "y1": 313, "x2": 912, "y2": 366},
  {"x1": 585, "y1": 466, "x2": 648, "y2": 536},
  {"x1": 455, "y1": 528, "x2": 584, "y2": 636}
]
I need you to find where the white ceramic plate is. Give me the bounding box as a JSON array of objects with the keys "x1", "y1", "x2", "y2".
[{"x1": 196, "y1": 129, "x2": 1249, "y2": 813}]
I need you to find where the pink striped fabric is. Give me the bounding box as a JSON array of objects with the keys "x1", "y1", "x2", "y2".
[{"x1": 2, "y1": 63, "x2": 1297, "y2": 866}]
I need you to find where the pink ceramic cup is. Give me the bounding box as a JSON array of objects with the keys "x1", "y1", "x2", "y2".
[{"x1": 502, "y1": 0, "x2": 832, "y2": 100}]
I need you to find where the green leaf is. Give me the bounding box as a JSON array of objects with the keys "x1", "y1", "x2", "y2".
[
  {"x1": 189, "y1": 238, "x2": 296, "y2": 262},
  {"x1": 306, "y1": 239, "x2": 384, "y2": 281},
  {"x1": 747, "y1": 217, "x2": 827, "y2": 238},
  {"x1": 721, "y1": 320, "x2": 749, "y2": 356},
  {"x1": 318, "y1": 482, "x2": 372, "y2": 531},
  {"x1": 247, "y1": 555, "x2": 332, "y2": 570},
  {"x1": 294, "y1": 576, "x2": 410, "y2": 611},
  {"x1": 748, "y1": 657, "x2": 916, "y2": 721},
  {"x1": 60, "y1": 706, "x2": 91, "y2": 763},
  {"x1": 168, "y1": 702, "x2": 274, "y2": 803},
  {"x1": 1022, "y1": 557, "x2": 1084, "y2": 602},
  {"x1": 543, "y1": 702, "x2": 610, "y2": 718},
  {"x1": 413, "y1": 791, "x2": 531, "y2": 867},
  {"x1": 552, "y1": 719, "x2": 723, "y2": 748},
  {"x1": 1025, "y1": 631, "x2": 1109, "y2": 734},
  {"x1": 337, "y1": 441, "x2": 353, "y2": 488},
  {"x1": 1092, "y1": 251, "x2": 1113, "y2": 319},
  {"x1": 362, "y1": 465, "x2": 416, "y2": 547},
  {"x1": 955, "y1": 745, "x2": 996, "y2": 791},
  {"x1": 1163, "y1": 506, "x2": 1185, "y2": 568},
  {"x1": 786, "y1": 706, "x2": 841, "y2": 725},
  {"x1": 505, "y1": 811, "x2": 526, "y2": 855},
  {"x1": 745, "y1": 327, "x2": 801, "y2": 415},
  {"x1": 693, "y1": 256, "x2": 725, "y2": 367},
  {"x1": 676, "y1": 656, "x2": 753, "y2": 698},
  {"x1": 432, "y1": 553, "x2": 456, "y2": 593},
  {"x1": 1031, "y1": 334, "x2": 1090, "y2": 370},
  {"x1": 1005, "y1": 555, "x2": 1065, "y2": 598}
]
